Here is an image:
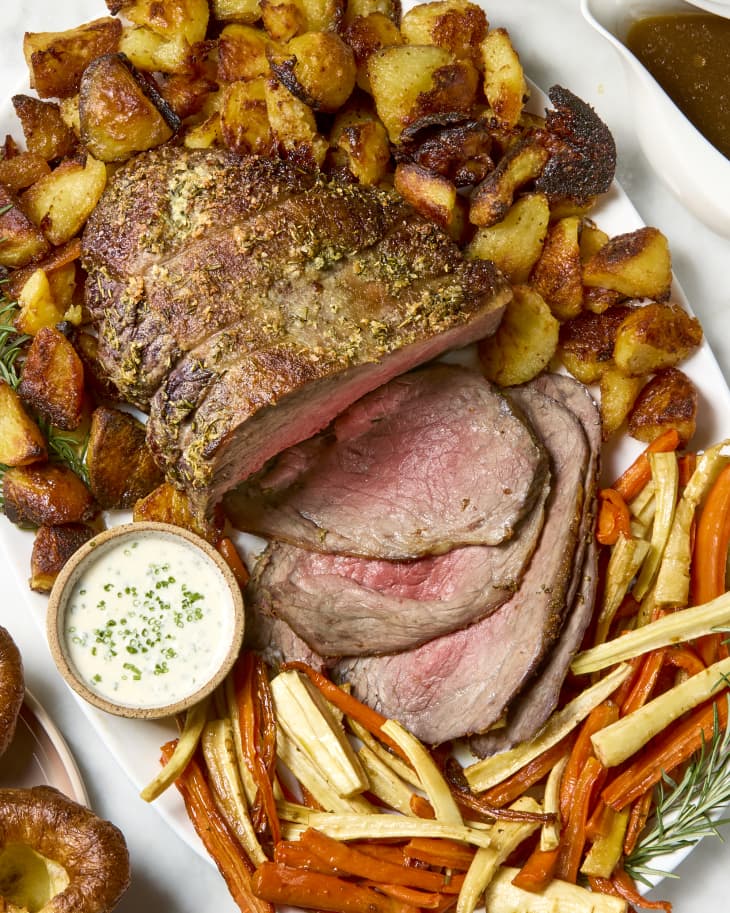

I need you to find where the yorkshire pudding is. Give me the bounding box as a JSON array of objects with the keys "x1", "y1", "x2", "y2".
[
  {"x1": 0, "y1": 626, "x2": 24, "y2": 757},
  {"x1": 0, "y1": 786, "x2": 130, "y2": 913}
]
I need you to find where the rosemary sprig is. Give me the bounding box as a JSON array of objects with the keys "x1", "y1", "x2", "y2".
[
  {"x1": 43, "y1": 422, "x2": 90, "y2": 486},
  {"x1": 0, "y1": 294, "x2": 29, "y2": 389},
  {"x1": 625, "y1": 695, "x2": 730, "y2": 885}
]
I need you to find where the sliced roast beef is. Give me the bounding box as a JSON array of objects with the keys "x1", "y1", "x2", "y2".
[
  {"x1": 333, "y1": 380, "x2": 589, "y2": 744},
  {"x1": 82, "y1": 147, "x2": 511, "y2": 515},
  {"x1": 225, "y1": 365, "x2": 548, "y2": 559}
]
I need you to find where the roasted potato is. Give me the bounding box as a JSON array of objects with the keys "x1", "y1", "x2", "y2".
[
  {"x1": 400, "y1": 0, "x2": 487, "y2": 64},
  {"x1": 0, "y1": 186, "x2": 50, "y2": 268},
  {"x1": 613, "y1": 302, "x2": 703, "y2": 377},
  {"x1": 599, "y1": 368, "x2": 646, "y2": 441},
  {"x1": 221, "y1": 79, "x2": 273, "y2": 156},
  {"x1": 627, "y1": 367, "x2": 698, "y2": 444},
  {"x1": 394, "y1": 162, "x2": 463, "y2": 238},
  {"x1": 30, "y1": 523, "x2": 95, "y2": 592},
  {"x1": 0, "y1": 382, "x2": 47, "y2": 468},
  {"x1": 264, "y1": 76, "x2": 328, "y2": 167},
  {"x1": 260, "y1": 0, "x2": 307, "y2": 42},
  {"x1": 582, "y1": 226, "x2": 672, "y2": 301},
  {"x1": 342, "y1": 13, "x2": 403, "y2": 93},
  {"x1": 17, "y1": 327, "x2": 85, "y2": 431},
  {"x1": 583, "y1": 285, "x2": 624, "y2": 315},
  {"x1": 6, "y1": 238, "x2": 81, "y2": 301},
  {"x1": 529, "y1": 215, "x2": 583, "y2": 320},
  {"x1": 217, "y1": 23, "x2": 274, "y2": 82},
  {"x1": 86, "y1": 406, "x2": 164, "y2": 509},
  {"x1": 159, "y1": 73, "x2": 216, "y2": 120},
  {"x1": 79, "y1": 54, "x2": 181, "y2": 162},
  {"x1": 481, "y1": 27, "x2": 527, "y2": 130},
  {"x1": 23, "y1": 17, "x2": 122, "y2": 99},
  {"x1": 477, "y1": 285, "x2": 559, "y2": 387},
  {"x1": 21, "y1": 153, "x2": 108, "y2": 246},
  {"x1": 579, "y1": 221, "x2": 609, "y2": 263},
  {"x1": 211, "y1": 0, "x2": 262, "y2": 23},
  {"x1": 133, "y1": 481, "x2": 223, "y2": 543},
  {"x1": 331, "y1": 107, "x2": 391, "y2": 185},
  {"x1": 11, "y1": 95, "x2": 76, "y2": 162},
  {"x1": 406, "y1": 120, "x2": 493, "y2": 186},
  {"x1": 0, "y1": 152, "x2": 51, "y2": 194},
  {"x1": 468, "y1": 137, "x2": 548, "y2": 227},
  {"x1": 13, "y1": 269, "x2": 67, "y2": 336},
  {"x1": 466, "y1": 192, "x2": 549, "y2": 283},
  {"x1": 111, "y1": 0, "x2": 209, "y2": 45},
  {"x1": 301, "y1": 0, "x2": 346, "y2": 31},
  {"x1": 118, "y1": 24, "x2": 194, "y2": 74},
  {"x1": 343, "y1": 0, "x2": 400, "y2": 26},
  {"x1": 268, "y1": 32, "x2": 356, "y2": 111},
  {"x1": 3, "y1": 464, "x2": 97, "y2": 528},
  {"x1": 558, "y1": 304, "x2": 634, "y2": 385}
]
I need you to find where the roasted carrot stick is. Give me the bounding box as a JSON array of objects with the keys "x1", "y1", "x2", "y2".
[
  {"x1": 511, "y1": 845, "x2": 560, "y2": 893},
  {"x1": 160, "y1": 742, "x2": 273, "y2": 913},
  {"x1": 611, "y1": 429, "x2": 681, "y2": 501},
  {"x1": 602, "y1": 694, "x2": 729, "y2": 810},
  {"x1": 480, "y1": 734, "x2": 575, "y2": 808},
  {"x1": 623, "y1": 788, "x2": 654, "y2": 857},
  {"x1": 620, "y1": 649, "x2": 666, "y2": 716},
  {"x1": 217, "y1": 536, "x2": 250, "y2": 588},
  {"x1": 664, "y1": 643, "x2": 706, "y2": 677},
  {"x1": 591, "y1": 867, "x2": 672, "y2": 911},
  {"x1": 557, "y1": 756, "x2": 606, "y2": 883},
  {"x1": 678, "y1": 452, "x2": 697, "y2": 489},
  {"x1": 362, "y1": 882, "x2": 444, "y2": 909},
  {"x1": 251, "y1": 862, "x2": 420, "y2": 913},
  {"x1": 403, "y1": 838, "x2": 476, "y2": 871},
  {"x1": 597, "y1": 488, "x2": 633, "y2": 545},
  {"x1": 410, "y1": 794, "x2": 436, "y2": 818},
  {"x1": 274, "y1": 840, "x2": 342, "y2": 874},
  {"x1": 559, "y1": 702, "x2": 617, "y2": 824}
]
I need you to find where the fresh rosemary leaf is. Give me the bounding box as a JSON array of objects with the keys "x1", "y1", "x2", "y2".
[
  {"x1": 0, "y1": 296, "x2": 29, "y2": 389},
  {"x1": 42, "y1": 420, "x2": 90, "y2": 486},
  {"x1": 625, "y1": 695, "x2": 730, "y2": 886}
]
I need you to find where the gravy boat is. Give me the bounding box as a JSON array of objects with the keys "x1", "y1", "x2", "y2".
[{"x1": 581, "y1": 0, "x2": 730, "y2": 237}]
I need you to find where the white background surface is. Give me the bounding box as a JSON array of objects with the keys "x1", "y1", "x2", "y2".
[{"x1": 1, "y1": 1, "x2": 730, "y2": 910}]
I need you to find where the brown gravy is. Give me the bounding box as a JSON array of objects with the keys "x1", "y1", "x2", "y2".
[{"x1": 626, "y1": 12, "x2": 730, "y2": 158}]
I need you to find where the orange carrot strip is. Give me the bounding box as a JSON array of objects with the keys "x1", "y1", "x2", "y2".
[
  {"x1": 560, "y1": 702, "x2": 618, "y2": 824},
  {"x1": 585, "y1": 798, "x2": 613, "y2": 842},
  {"x1": 403, "y1": 838, "x2": 476, "y2": 872},
  {"x1": 603, "y1": 694, "x2": 730, "y2": 810},
  {"x1": 611, "y1": 867, "x2": 672, "y2": 911},
  {"x1": 160, "y1": 742, "x2": 273, "y2": 913},
  {"x1": 664, "y1": 644, "x2": 706, "y2": 677},
  {"x1": 353, "y1": 843, "x2": 409, "y2": 866},
  {"x1": 251, "y1": 862, "x2": 420, "y2": 913},
  {"x1": 217, "y1": 536, "x2": 250, "y2": 588},
  {"x1": 409, "y1": 794, "x2": 436, "y2": 818},
  {"x1": 623, "y1": 788, "x2": 654, "y2": 857},
  {"x1": 597, "y1": 489, "x2": 633, "y2": 545},
  {"x1": 480, "y1": 734, "x2": 575, "y2": 808},
  {"x1": 557, "y1": 756, "x2": 606, "y2": 883},
  {"x1": 612, "y1": 655, "x2": 645, "y2": 708},
  {"x1": 511, "y1": 845, "x2": 560, "y2": 893},
  {"x1": 678, "y1": 453, "x2": 697, "y2": 489},
  {"x1": 612, "y1": 429, "x2": 681, "y2": 502},
  {"x1": 281, "y1": 661, "x2": 411, "y2": 763},
  {"x1": 274, "y1": 840, "x2": 342, "y2": 874},
  {"x1": 620, "y1": 649, "x2": 666, "y2": 716},
  {"x1": 362, "y1": 882, "x2": 444, "y2": 909}
]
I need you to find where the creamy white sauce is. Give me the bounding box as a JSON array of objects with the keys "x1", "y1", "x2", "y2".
[{"x1": 64, "y1": 533, "x2": 234, "y2": 709}]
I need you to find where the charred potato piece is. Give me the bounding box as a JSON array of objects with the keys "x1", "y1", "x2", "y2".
[
  {"x1": 394, "y1": 162, "x2": 463, "y2": 239},
  {"x1": 0, "y1": 186, "x2": 50, "y2": 268},
  {"x1": 468, "y1": 136, "x2": 548, "y2": 227},
  {"x1": 481, "y1": 27, "x2": 528, "y2": 130},
  {"x1": 269, "y1": 32, "x2": 356, "y2": 112},
  {"x1": 599, "y1": 368, "x2": 646, "y2": 441},
  {"x1": 400, "y1": 0, "x2": 487, "y2": 64},
  {"x1": 23, "y1": 17, "x2": 122, "y2": 99},
  {"x1": 79, "y1": 54, "x2": 181, "y2": 163},
  {"x1": 21, "y1": 153, "x2": 107, "y2": 246},
  {"x1": 3, "y1": 464, "x2": 96, "y2": 528},
  {"x1": 0, "y1": 382, "x2": 47, "y2": 468},
  {"x1": 343, "y1": 0, "x2": 400, "y2": 26},
  {"x1": 404, "y1": 119, "x2": 493, "y2": 186},
  {"x1": 368, "y1": 45, "x2": 479, "y2": 145},
  {"x1": 529, "y1": 215, "x2": 583, "y2": 320},
  {"x1": 477, "y1": 285, "x2": 559, "y2": 387},
  {"x1": 30, "y1": 523, "x2": 94, "y2": 592},
  {"x1": 11, "y1": 96, "x2": 76, "y2": 162},
  {"x1": 212, "y1": 0, "x2": 262, "y2": 22},
  {"x1": 558, "y1": 304, "x2": 635, "y2": 384},
  {"x1": 218, "y1": 24, "x2": 274, "y2": 82},
  {"x1": 133, "y1": 482, "x2": 223, "y2": 544},
  {"x1": 86, "y1": 407, "x2": 164, "y2": 510},
  {"x1": 0, "y1": 152, "x2": 51, "y2": 194},
  {"x1": 466, "y1": 192, "x2": 549, "y2": 283},
  {"x1": 159, "y1": 73, "x2": 217, "y2": 120},
  {"x1": 331, "y1": 107, "x2": 391, "y2": 185},
  {"x1": 13, "y1": 269, "x2": 67, "y2": 335},
  {"x1": 261, "y1": 0, "x2": 307, "y2": 42},
  {"x1": 583, "y1": 226, "x2": 672, "y2": 301},
  {"x1": 17, "y1": 327, "x2": 85, "y2": 431},
  {"x1": 613, "y1": 302, "x2": 703, "y2": 377},
  {"x1": 343, "y1": 12, "x2": 403, "y2": 93},
  {"x1": 221, "y1": 79, "x2": 273, "y2": 156},
  {"x1": 627, "y1": 367, "x2": 698, "y2": 444},
  {"x1": 264, "y1": 77, "x2": 328, "y2": 167}
]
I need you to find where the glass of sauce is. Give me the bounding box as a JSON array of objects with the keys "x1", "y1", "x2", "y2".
[{"x1": 47, "y1": 522, "x2": 245, "y2": 719}]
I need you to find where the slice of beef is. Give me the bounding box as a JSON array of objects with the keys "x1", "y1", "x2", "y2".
[
  {"x1": 225, "y1": 365, "x2": 548, "y2": 559},
  {"x1": 82, "y1": 147, "x2": 511, "y2": 515},
  {"x1": 333, "y1": 380, "x2": 588, "y2": 744},
  {"x1": 470, "y1": 375, "x2": 600, "y2": 756},
  {"x1": 246, "y1": 474, "x2": 548, "y2": 657}
]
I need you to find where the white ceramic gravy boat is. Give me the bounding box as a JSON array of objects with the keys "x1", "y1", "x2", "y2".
[{"x1": 581, "y1": 0, "x2": 730, "y2": 237}]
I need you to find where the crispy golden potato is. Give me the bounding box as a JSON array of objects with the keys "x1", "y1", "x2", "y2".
[
  {"x1": 45, "y1": 262, "x2": 78, "y2": 317},
  {"x1": 0, "y1": 382, "x2": 47, "y2": 468},
  {"x1": 529, "y1": 215, "x2": 583, "y2": 320},
  {"x1": 17, "y1": 327, "x2": 85, "y2": 431},
  {"x1": 394, "y1": 162, "x2": 463, "y2": 238},
  {"x1": 6, "y1": 238, "x2": 81, "y2": 301},
  {"x1": 13, "y1": 269, "x2": 67, "y2": 335},
  {"x1": 627, "y1": 367, "x2": 698, "y2": 445},
  {"x1": 211, "y1": 0, "x2": 262, "y2": 23},
  {"x1": 58, "y1": 96, "x2": 81, "y2": 138},
  {"x1": 218, "y1": 23, "x2": 274, "y2": 82},
  {"x1": 331, "y1": 108, "x2": 391, "y2": 185},
  {"x1": 260, "y1": 0, "x2": 307, "y2": 41},
  {"x1": 133, "y1": 482, "x2": 223, "y2": 543},
  {"x1": 3, "y1": 464, "x2": 97, "y2": 528},
  {"x1": 21, "y1": 153, "x2": 107, "y2": 246},
  {"x1": 118, "y1": 24, "x2": 193, "y2": 74},
  {"x1": 112, "y1": 0, "x2": 209, "y2": 45},
  {"x1": 583, "y1": 285, "x2": 624, "y2": 315},
  {"x1": 466, "y1": 192, "x2": 549, "y2": 283},
  {"x1": 264, "y1": 77, "x2": 328, "y2": 167},
  {"x1": 159, "y1": 72, "x2": 216, "y2": 120},
  {"x1": 0, "y1": 186, "x2": 50, "y2": 268},
  {"x1": 343, "y1": 13, "x2": 403, "y2": 93},
  {"x1": 30, "y1": 522, "x2": 94, "y2": 592},
  {"x1": 301, "y1": 0, "x2": 346, "y2": 31},
  {"x1": 558, "y1": 304, "x2": 634, "y2": 385},
  {"x1": 400, "y1": 0, "x2": 487, "y2": 64},
  {"x1": 183, "y1": 111, "x2": 224, "y2": 149},
  {"x1": 599, "y1": 368, "x2": 646, "y2": 441},
  {"x1": 477, "y1": 285, "x2": 559, "y2": 387},
  {"x1": 613, "y1": 302, "x2": 703, "y2": 377},
  {"x1": 343, "y1": 0, "x2": 400, "y2": 26},
  {"x1": 582, "y1": 226, "x2": 672, "y2": 300},
  {"x1": 269, "y1": 32, "x2": 356, "y2": 112},
  {"x1": 481, "y1": 27, "x2": 527, "y2": 129},
  {"x1": 221, "y1": 79, "x2": 273, "y2": 156},
  {"x1": 11, "y1": 95, "x2": 76, "y2": 162},
  {"x1": 86, "y1": 407, "x2": 164, "y2": 510},
  {"x1": 406, "y1": 120, "x2": 493, "y2": 186},
  {"x1": 578, "y1": 221, "x2": 609, "y2": 263},
  {"x1": 368, "y1": 45, "x2": 478, "y2": 145},
  {"x1": 0, "y1": 152, "x2": 51, "y2": 194},
  {"x1": 79, "y1": 54, "x2": 181, "y2": 162},
  {"x1": 468, "y1": 137, "x2": 548, "y2": 227},
  {"x1": 23, "y1": 17, "x2": 122, "y2": 99}
]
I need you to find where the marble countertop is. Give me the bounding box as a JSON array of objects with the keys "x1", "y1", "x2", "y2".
[{"x1": 1, "y1": 1, "x2": 730, "y2": 911}]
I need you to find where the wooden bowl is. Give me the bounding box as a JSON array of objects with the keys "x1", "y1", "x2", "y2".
[{"x1": 47, "y1": 522, "x2": 245, "y2": 719}]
